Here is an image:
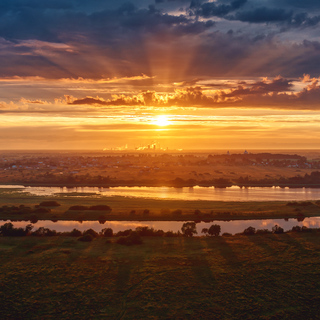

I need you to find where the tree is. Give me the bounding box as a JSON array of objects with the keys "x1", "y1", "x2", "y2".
[
  {"x1": 243, "y1": 226, "x2": 256, "y2": 235},
  {"x1": 181, "y1": 222, "x2": 197, "y2": 237},
  {"x1": 201, "y1": 228, "x2": 209, "y2": 236},
  {"x1": 208, "y1": 224, "x2": 221, "y2": 236},
  {"x1": 100, "y1": 228, "x2": 113, "y2": 237},
  {"x1": 272, "y1": 225, "x2": 284, "y2": 234}
]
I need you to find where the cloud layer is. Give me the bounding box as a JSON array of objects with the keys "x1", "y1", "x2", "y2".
[{"x1": 0, "y1": 0, "x2": 319, "y2": 80}]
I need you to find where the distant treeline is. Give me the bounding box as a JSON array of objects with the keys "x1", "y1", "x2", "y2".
[
  {"x1": 1, "y1": 223, "x2": 319, "y2": 243},
  {"x1": 18, "y1": 171, "x2": 320, "y2": 188}
]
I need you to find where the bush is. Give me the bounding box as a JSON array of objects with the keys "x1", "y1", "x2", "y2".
[
  {"x1": 256, "y1": 229, "x2": 271, "y2": 235},
  {"x1": 291, "y1": 226, "x2": 301, "y2": 232},
  {"x1": 32, "y1": 227, "x2": 57, "y2": 237},
  {"x1": 301, "y1": 226, "x2": 312, "y2": 233},
  {"x1": 83, "y1": 228, "x2": 99, "y2": 238},
  {"x1": 208, "y1": 224, "x2": 221, "y2": 236},
  {"x1": 39, "y1": 201, "x2": 61, "y2": 207},
  {"x1": 100, "y1": 228, "x2": 113, "y2": 237},
  {"x1": 165, "y1": 231, "x2": 177, "y2": 237},
  {"x1": 0, "y1": 223, "x2": 31, "y2": 237},
  {"x1": 78, "y1": 234, "x2": 94, "y2": 242},
  {"x1": 116, "y1": 231, "x2": 143, "y2": 246},
  {"x1": 69, "y1": 228, "x2": 82, "y2": 237},
  {"x1": 222, "y1": 232, "x2": 232, "y2": 237},
  {"x1": 116, "y1": 229, "x2": 132, "y2": 237},
  {"x1": 272, "y1": 225, "x2": 284, "y2": 234},
  {"x1": 243, "y1": 226, "x2": 256, "y2": 235}
]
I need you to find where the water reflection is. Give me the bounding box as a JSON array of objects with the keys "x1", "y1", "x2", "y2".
[
  {"x1": 8, "y1": 217, "x2": 320, "y2": 235},
  {"x1": 5, "y1": 185, "x2": 320, "y2": 201}
]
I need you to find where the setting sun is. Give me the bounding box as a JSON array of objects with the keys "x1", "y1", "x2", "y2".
[{"x1": 155, "y1": 115, "x2": 170, "y2": 126}]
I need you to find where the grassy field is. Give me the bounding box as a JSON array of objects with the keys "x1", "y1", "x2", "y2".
[
  {"x1": 0, "y1": 233, "x2": 320, "y2": 319},
  {"x1": 0, "y1": 188, "x2": 319, "y2": 222}
]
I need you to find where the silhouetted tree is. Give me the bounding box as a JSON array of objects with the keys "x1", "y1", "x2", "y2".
[
  {"x1": 272, "y1": 225, "x2": 284, "y2": 234},
  {"x1": 201, "y1": 228, "x2": 209, "y2": 236},
  {"x1": 181, "y1": 222, "x2": 197, "y2": 237},
  {"x1": 243, "y1": 226, "x2": 256, "y2": 235},
  {"x1": 208, "y1": 224, "x2": 221, "y2": 236},
  {"x1": 100, "y1": 228, "x2": 113, "y2": 237}
]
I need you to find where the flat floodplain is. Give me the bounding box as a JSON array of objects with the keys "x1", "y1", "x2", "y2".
[
  {"x1": 0, "y1": 188, "x2": 320, "y2": 221},
  {"x1": 1, "y1": 234, "x2": 320, "y2": 319}
]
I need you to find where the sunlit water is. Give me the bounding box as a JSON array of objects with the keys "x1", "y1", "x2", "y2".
[
  {"x1": 3, "y1": 185, "x2": 320, "y2": 201},
  {"x1": 7, "y1": 217, "x2": 320, "y2": 235}
]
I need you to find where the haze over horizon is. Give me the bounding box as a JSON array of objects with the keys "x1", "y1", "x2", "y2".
[{"x1": 1, "y1": 0, "x2": 320, "y2": 150}]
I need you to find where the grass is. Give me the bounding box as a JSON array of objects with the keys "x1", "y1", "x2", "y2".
[
  {"x1": 0, "y1": 189, "x2": 320, "y2": 222},
  {"x1": 0, "y1": 233, "x2": 320, "y2": 319}
]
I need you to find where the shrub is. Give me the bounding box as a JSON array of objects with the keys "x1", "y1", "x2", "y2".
[
  {"x1": 243, "y1": 226, "x2": 256, "y2": 235},
  {"x1": 69, "y1": 228, "x2": 82, "y2": 237},
  {"x1": 222, "y1": 232, "x2": 232, "y2": 237},
  {"x1": 116, "y1": 231, "x2": 143, "y2": 246},
  {"x1": 100, "y1": 228, "x2": 113, "y2": 237},
  {"x1": 165, "y1": 231, "x2": 177, "y2": 237},
  {"x1": 32, "y1": 227, "x2": 57, "y2": 237},
  {"x1": 201, "y1": 228, "x2": 209, "y2": 236},
  {"x1": 291, "y1": 226, "x2": 301, "y2": 232},
  {"x1": 0, "y1": 223, "x2": 30, "y2": 236},
  {"x1": 208, "y1": 224, "x2": 221, "y2": 236},
  {"x1": 272, "y1": 225, "x2": 284, "y2": 234},
  {"x1": 83, "y1": 228, "x2": 99, "y2": 238},
  {"x1": 116, "y1": 229, "x2": 132, "y2": 237},
  {"x1": 301, "y1": 226, "x2": 312, "y2": 233},
  {"x1": 39, "y1": 201, "x2": 61, "y2": 207},
  {"x1": 78, "y1": 234, "x2": 94, "y2": 242},
  {"x1": 256, "y1": 229, "x2": 271, "y2": 235}
]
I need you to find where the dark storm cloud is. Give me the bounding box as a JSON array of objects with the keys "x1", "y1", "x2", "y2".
[
  {"x1": 0, "y1": 0, "x2": 319, "y2": 80},
  {"x1": 222, "y1": 77, "x2": 294, "y2": 97},
  {"x1": 233, "y1": 7, "x2": 292, "y2": 23},
  {"x1": 189, "y1": 0, "x2": 247, "y2": 18}
]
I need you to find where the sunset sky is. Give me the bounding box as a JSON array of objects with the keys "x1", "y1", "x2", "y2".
[{"x1": 1, "y1": 0, "x2": 320, "y2": 150}]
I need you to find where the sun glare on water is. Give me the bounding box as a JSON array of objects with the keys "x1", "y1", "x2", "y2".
[{"x1": 155, "y1": 115, "x2": 170, "y2": 126}]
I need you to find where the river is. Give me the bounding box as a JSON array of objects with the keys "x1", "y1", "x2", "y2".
[
  {"x1": 6, "y1": 217, "x2": 320, "y2": 235},
  {"x1": 2, "y1": 185, "x2": 320, "y2": 201}
]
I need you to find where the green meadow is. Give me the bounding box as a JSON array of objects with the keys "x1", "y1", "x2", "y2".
[
  {"x1": 0, "y1": 188, "x2": 319, "y2": 221},
  {"x1": 1, "y1": 233, "x2": 320, "y2": 319}
]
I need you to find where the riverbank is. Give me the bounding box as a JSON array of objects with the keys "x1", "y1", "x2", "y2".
[
  {"x1": 0, "y1": 190, "x2": 318, "y2": 222},
  {"x1": 1, "y1": 233, "x2": 319, "y2": 319}
]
